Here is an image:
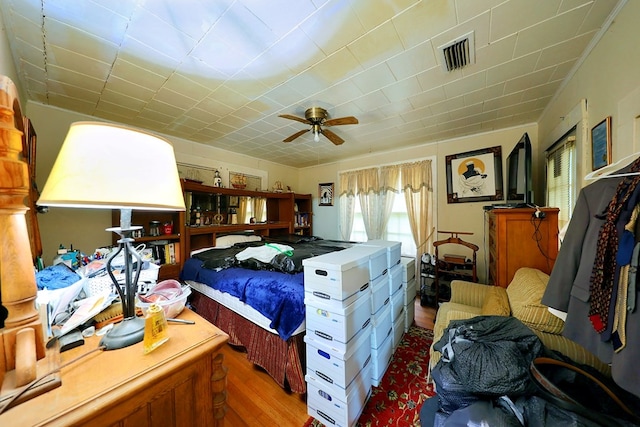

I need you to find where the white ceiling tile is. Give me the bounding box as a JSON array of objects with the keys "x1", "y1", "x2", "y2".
[
  {"x1": 347, "y1": 21, "x2": 404, "y2": 68},
  {"x1": 490, "y1": 0, "x2": 562, "y2": 42},
  {"x1": 46, "y1": 45, "x2": 112, "y2": 80},
  {"x1": 44, "y1": 0, "x2": 130, "y2": 46},
  {"x1": 513, "y1": 6, "x2": 590, "y2": 58},
  {"x1": 46, "y1": 65, "x2": 105, "y2": 92},
  {"x1": 103, "y1": 75, "x2": 156, "y2": 102},
  {"x1": 300, "y1": 1, "x2": 365, "y2": 56},
  {"x1": 350, "y1": 63, "x2": 397, "y2": 94},
  {"x1": 44, "y1": 18, "x2": 119, "y2": 63},
  {"x1": 0, "y1": 0, "x2": 625, "y2": 168},
  {"x1": 393, "y1": 0, "x2": 458, "y2": 49},
  {"x1": 386, "y1": 41, "x2": 438, "y2": 81},
  {"x1": 485, "y1": 52, "x2": 539, "y2": 87}
]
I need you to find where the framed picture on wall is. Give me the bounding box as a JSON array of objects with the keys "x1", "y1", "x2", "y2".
[
  {"x1": 319, "y1": 183, "x2": 334, "y2": 206},
  {"x1": 446, "y1": 146, "x2": 503, "y2": 203},
  {"x1": 591, "y1": 116, "x2": 612, "y2": 171}
]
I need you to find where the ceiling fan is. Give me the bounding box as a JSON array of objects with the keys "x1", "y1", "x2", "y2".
[{"x1": 279, "y1": 107, "x2": 358, "y2": 145}]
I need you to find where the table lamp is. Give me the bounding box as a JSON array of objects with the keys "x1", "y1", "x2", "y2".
[{"x1": 37, "y1": 122, "x2": 186, "y2": 350}]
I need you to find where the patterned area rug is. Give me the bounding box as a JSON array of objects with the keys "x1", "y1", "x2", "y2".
[{"x1": 304, "y1": 325, "x2": 435, "y2": 427}]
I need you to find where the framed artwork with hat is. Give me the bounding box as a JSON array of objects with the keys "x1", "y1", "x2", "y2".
[{"x1": 446, "y1": 146, "x2": 503, "y2": 203}]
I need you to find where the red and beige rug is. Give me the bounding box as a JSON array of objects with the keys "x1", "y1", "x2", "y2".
[{"x1": 304, "y1": 325, "x2": 435, "y2": 427}]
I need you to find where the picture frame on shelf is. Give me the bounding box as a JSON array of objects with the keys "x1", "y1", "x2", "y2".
[
  {"x1": 591, "y1": 116, "x2": 612, "y2": 171},
  {"x1": 446, "y1": 146, "x2": 503, "y2": 203},
  {"x1": 319, "y1": 183, "x2": 334, "y2": 206}
]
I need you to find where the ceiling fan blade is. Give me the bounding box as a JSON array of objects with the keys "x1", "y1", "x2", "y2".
[
  {"x1": 278, "y1": 114, "x2": 310, "y2": 125},
  {"x1": 283, "y1": 129, "x2": 309, "y2": 142},
  {"x1": 321, "y1": 128, "x2": 345, "y2": 145},
  {"x1": 324, "y1": 116, "x2": 359, "y2": 126}
]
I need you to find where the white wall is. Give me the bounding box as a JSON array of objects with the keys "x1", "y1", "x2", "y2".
[{"x1": 538, "y1": 0, "x2": 640, "y2": 188}]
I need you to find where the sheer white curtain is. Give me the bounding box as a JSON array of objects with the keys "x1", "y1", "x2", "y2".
[
  {"x1": 401, "y1": 160, "x2": 434, "y2": 262},
  {"x1": 252, "y1": 197, "x2": 266, "y2": 222},
  {"x1": 356, "y1": 168, "x2": 382, "y2": 240},
  {"x1": 338, "y1": 171, "x2": 358, "y2": 240},
  {"x1": 378, "y1": 165, "x2": 400, "y2": 238}
]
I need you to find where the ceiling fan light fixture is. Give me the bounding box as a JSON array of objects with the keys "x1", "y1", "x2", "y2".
[
  {"x1": 278, "y1": 107, "x2": 358, "y2": 145},
  {"x1": 312, "y1": 124, "x2": 321, "y2": 142}
]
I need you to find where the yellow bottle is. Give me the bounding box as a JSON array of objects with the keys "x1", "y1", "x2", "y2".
[{"x1": 143, "y1": 303, "x2": 169, "y2": 354}]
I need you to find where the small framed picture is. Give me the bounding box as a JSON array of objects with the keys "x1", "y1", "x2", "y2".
[
  {"x1": 319, "y1": 183, "x2": 334, "y2": 206},
  {"x1": 591, "y1": 116, "x2": 612, "y2": 171}
]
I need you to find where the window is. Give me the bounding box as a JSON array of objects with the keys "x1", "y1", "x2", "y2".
[
  {"x1": 546, "y1": 131, "x2": 576, "y2": 231},
  {"x1": 350, "y1": 184, "x2": 417, "y2": 257}
]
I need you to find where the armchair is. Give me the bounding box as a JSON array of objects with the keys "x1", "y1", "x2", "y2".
[{"x1": 429, "y1": 267, "x2": 610, "y2": 378}]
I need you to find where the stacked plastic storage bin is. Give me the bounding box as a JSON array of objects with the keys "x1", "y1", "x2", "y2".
[
  {"x1": 400, "y1": 256, "x2": 417, "y2": 331},
  {"x1": 349, "y1": 244, "x2": 392, "y2": 387},
  {"x1": 303, "y1": 247, "x2": 373, "y2": 427},
  {"x1": 362, "y1": 240, "x2": 404, "y2": 349}
]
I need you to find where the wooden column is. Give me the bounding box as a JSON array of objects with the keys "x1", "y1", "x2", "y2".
[{"x1": 0, "y1": 76, "x2": 45, "y2": 386}]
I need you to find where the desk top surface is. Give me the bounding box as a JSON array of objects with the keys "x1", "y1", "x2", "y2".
[{"x1": 0, "y1": 309, "x2": 228, "y2": 426}]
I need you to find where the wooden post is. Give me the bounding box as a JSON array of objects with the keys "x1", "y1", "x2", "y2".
[{"x1": 0, "y1": 76, "x2": 45, "y2": 385}]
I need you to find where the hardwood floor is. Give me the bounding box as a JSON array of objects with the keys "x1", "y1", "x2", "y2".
[{"x1": 220, "y1": 297, "x2": 436, "y2": 426}]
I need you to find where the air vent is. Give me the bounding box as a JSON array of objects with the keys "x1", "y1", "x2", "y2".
[{"x1": 438, "y1": 31, "x2": 475, "y2": 72}]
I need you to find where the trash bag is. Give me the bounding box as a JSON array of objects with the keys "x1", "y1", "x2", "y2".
[{"x1": 431, "y1": 316, "x2": 545, "y2": 414}]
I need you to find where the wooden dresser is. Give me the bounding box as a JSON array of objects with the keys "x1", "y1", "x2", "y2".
[
  {"x1": 488, "y1": 207, "x2": 559, "y2": 287},
  {"x1": 0, "y1": 309, "x2": 229, "y2": 427}
]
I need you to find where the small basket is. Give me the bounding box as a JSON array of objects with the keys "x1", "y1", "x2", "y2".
[{"x1": 137, "y1": 285, "x2": 191, "y2": 318}]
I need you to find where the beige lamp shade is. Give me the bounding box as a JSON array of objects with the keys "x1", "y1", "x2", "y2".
[{"x1": 37, "y1": 122, "x2": 185, "y2": 211}]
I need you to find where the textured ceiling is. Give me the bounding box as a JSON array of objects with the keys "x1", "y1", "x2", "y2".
[{"x1": 0, "y1": 0, "x2": 622, "y2": 167}]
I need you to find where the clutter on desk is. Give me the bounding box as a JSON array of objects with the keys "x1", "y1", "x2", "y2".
[{"x1": 36, "y1": 243, "x2": 161, "y2": 340}]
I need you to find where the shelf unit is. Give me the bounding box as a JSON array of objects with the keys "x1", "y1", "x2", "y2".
[
  {"x1": 111, "y1": 209, "x2": 184, "y2": 281},
  {"x1": 114, "y1": 180, "x2": 313, "y2": 279},
  {"x1": 293, "y1": 193, "x2": 312, "y2": 236}
]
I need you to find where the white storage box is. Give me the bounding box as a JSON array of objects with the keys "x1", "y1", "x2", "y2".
[
  {"x1": 388, "y1": 263, "x2": 403, "y2": 296},
  {"x1": 361, "y1": 240, "x2": 402, "y2": 269},
  {"x1": 370, "y1": 333, "x2": 393, "y2": 387},
  {"x1": 305, "y1": 292, "x2": 372, "y2": 350},
  {"x1": 370, "y1": 302, "x2": 392, "y2": 349},
  {"x1": 401, "y1": 256, "x2": 416, "y2": 282},
  {"x1": 307, "y1": 363, "x2": 372, "y2": 427},
  {"x1": 349, "y1": 245, "x2": 388, "y2": 280},
  {"x1": 403, "y1": 277, "x2": 417, "y2": 306},
  {"x1": 303, "y1": 248, "x2": 370, "y2": 303},
  {"x1": 306, "y1": 325, "x2": 371, "y2": 391},
  {"x1": 390, "y1": 286, "x2": 404, "y2": 324},
  {"x1": 370, "y1": 274, "x2": 389, "y2": 314},
  {"x1": 392, "y1": 309, "x2": 405, "y2": 349},
  {"x1": 404, "y1": 299, "x2": 415, "y2": 332}
]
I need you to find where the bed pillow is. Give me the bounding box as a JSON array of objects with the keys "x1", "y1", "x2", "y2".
[{"x1": 215, "y1": 234, "x2": 262, "y2": 247}]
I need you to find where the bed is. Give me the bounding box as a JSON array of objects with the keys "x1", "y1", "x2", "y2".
[{"x1": 180, "y1": 234, "x2": 352, "y2": 394}]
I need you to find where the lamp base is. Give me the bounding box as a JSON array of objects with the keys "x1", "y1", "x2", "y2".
[{"x1": 99, "y1": 316, "x2": 145, "y2": 350}]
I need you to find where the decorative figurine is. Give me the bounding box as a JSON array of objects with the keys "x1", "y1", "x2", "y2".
[{"x1": 213, "y1": 170, "x2": 222, "y2": 187}]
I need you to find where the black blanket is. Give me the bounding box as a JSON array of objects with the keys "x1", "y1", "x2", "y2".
[{"x1": 191, "y1": 236, "x2": 353, "y2": 274}]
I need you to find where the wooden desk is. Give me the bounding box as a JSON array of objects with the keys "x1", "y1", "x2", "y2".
[{"x1": 0, "y1": 309, "x2": 229, "y2": 427}]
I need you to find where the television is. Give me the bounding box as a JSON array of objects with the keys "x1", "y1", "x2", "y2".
[{"x1": 506, "y1": 132, "x2": 533, "y2": 206}]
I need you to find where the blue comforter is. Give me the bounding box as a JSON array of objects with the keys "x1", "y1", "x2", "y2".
[{"x1": 180, "y1": 258, "x2": 304, "y2": 340}]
